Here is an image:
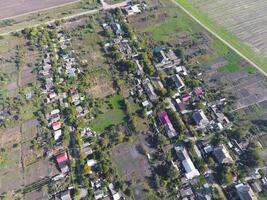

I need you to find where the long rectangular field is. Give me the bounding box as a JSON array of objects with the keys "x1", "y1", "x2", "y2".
[
  {"x1": 174, "y1": 0, "x2": 267, "y2": 73},
  {"x1": 0, "y1": 0, "x2": 79, "y2": 19}
]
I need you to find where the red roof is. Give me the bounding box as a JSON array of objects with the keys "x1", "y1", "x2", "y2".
[
  {"x1": 52, "y1": 121, "x2": 61, "y2": 130},
  {"x1": 56, "y1": 152, "x2": 68, "y2": 164},
  {"x1": 69, "y1": 88, "x2": 77, "y2": 94},
  {"x1": 182, "y1": 94, "x2": 191, "y2": 103},
  {"x1": 194, "y1": 87, "x2": 203, "y2": 97},
  {"x1": 158, "y1": 111, "x2": 171, "y2": 124}
]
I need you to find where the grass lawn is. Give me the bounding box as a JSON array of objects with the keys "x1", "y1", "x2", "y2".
[
  {"x1": 141, "y1": 6, "x2": 199, "y2": 41},
  {"x1": 174, "y1": 0, "x2": 267, "y2": 73},
  {"x1": 245, "y1": 65, "x2": 257, "y2": 74},
  {"x1": 218, "y1": 53, "x2": 241, "y2": 73},
  {"x1": 19, "y1": 101, "x2": 40, "y2": 121},
  {"x1": 90, "y1": 94, "x2": 126, "y2": 133},
  {"x1": 72, "y1": 29, "x2": 105, "y2": 66}
]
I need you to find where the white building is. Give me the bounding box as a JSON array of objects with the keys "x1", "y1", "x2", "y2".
[{"x1": 175, "y1": 146, "x2": 200, "y2": 179}]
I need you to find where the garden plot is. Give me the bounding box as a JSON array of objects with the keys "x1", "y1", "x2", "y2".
[
  {"x1": 19, "y1": 48, "x2": 39, "y2": 87},
  {"x1": 88, "y1": 71, "x2": 116, "y2": 98},
  {"x1": 187, "y1": 0, "x2": 267, "y2": 57},
  {"x1": 111, "y1": 142, "x2": 151, "y2": 182},
  {"x1": 205, "y1": 64, "x2": 267, "y2": 110},
  {"x1": 0, "y1": 126, "x2": 24, "y2": 194},
  {"x1": 71, "y1": 30, "x2": 105, "y2": 66}
]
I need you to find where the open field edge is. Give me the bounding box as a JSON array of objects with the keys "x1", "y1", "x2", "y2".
[{"x1": 172, "y1": 0, "x2": 267, "y2": 75}]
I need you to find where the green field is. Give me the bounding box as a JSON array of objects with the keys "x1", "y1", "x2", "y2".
[
  {"x1": 142, "y1": 7, "x2": 198, "y2": 41},
  {"x1": 174, "y1": 0, "x2": 267, "y2": 73},
  {"x1": 90, "y1": 94, "x2": 126, "y2": 133}
]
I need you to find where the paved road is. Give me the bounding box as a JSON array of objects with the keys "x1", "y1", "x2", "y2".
[
  {"x1": 0, "y1": 0, "x2": 128, "y2": 36},
  {"x1": 171, "y1": 0, "x2": 267, "y2": 77}
]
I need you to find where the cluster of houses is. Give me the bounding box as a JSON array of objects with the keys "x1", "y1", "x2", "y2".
[
  {"x1": 39, "y1": 29, "x2": 110, "y2": 199},
  {"x1": 106, "y1": 21, "x2": 265, "y2": 198}
]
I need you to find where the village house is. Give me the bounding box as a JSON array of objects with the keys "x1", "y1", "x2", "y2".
[
  {"x1": 54, "y1": 129, "x2": 62, "y2": 141},
  {"x1": 213, "y1": 144, "x2": 234, "y2": 164},
  {"x1": 60, "y1": 189, "x2": 72, "y2": 200},
  {"x1": 182, "y1": 93, "x2": 191, "y2": 103},
  {"x1": 172, "y1": 74, "x2": 185, "y2": 91},
  {"x1": 175, "y1": 146, "x2": 200, "y2": 179},
  {"x1": 56, "y1": 152, "x2": 69, "y2": 173},
  {"x1": 124, "y1": 4, "x2": 141, "y2": 16},
  {"x1": 154, "y1": 48, "x2": 182, "y2": 70},
  {"x1": 108, "y1": 183, "x2": 121, "y2": 200},
  {"x1": 94, "y1": 189, "x2": 105, "y2": 200},
  {"x1": 52, "y1": 121, "x2": 62, "y2": 131},
  {"x1": 87, "y1": 159, "x2": 97, "y2": 168},
  {"x1": 175, "y1": 98, "x2": 188, "y2": 114},
  {"x1": 111, "y1": 23, "x2": 122, "y2": 35},
  {"x1": 235, "y1": 183, "x2": 258, "y2": 200},
  {"x1": 158, "y1": 111, "x2": 177, "y2": 138},
  {"x1": 119, "y1": 39, "x2": 132, "y2": 55},
  {"x1": 142, "y1": 79, "x2": 157, "y2": 102},
  {"x1": 45, "y1": 78, "x2": 54, "y2": 91},
  {"x1": 192, "y1": 109, "x2": 209, "y2": 129}
]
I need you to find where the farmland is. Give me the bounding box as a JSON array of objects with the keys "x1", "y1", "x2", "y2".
[
  {"x1": 0, "y1": 0, "x2": 79, "y2": 19},
  {"x1": 174, "y1": 0, "x2": 267, "y2": 74}
]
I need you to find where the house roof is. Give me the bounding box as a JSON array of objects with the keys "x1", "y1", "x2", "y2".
[
  {"x1": 235, "y1": 183, "x2": 258, "y2": 200},
  {"x1": 172, "y1": 74, "x2": 185, "y2": 89},
  {"x1": 213, "y1": 144, "x2": 233, "y2": 164},
  {"x1": 192, "y1": 110, "x2": 209, "y2": 127},
  {"x1": 194, "y1": 87, "x2": 203, "y2": 97},
  {"x1": 54, "y1": 130, "x2": 62, "y2": 141},
  {"x1": 175, "y1": 146, "x2": 200, "y2": 179},
  {"x1": 69, "y1": 88, "x2": 76, "y2": 94},
  {"x1": 158, "y1": 111, "x2": 171, "y2": 124},
  {"x1": 56, "y1": 152, "x2": 68, "y2": 164},
  {"x1": 52, "y1": 121, "x2": 61, "y2": 130},
  {"x1": 60, "y1": 190, "x2": 71, "y2": 200},
  {"x1": 182, "y1": 94, "x2": 191, "y2": 103}
]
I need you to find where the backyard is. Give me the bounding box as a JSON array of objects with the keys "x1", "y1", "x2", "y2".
[{"x1": 90, "y1": 94, "x2": 126, "y2": 133}]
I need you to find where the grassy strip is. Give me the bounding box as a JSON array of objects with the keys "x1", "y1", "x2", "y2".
[{"x1": 175, "y1": 0, "x2": 267, "y2": 73}]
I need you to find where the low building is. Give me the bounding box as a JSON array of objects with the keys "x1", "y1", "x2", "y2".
[
  {"x1": 111, "y1": 23, "x2": 122, "y2": 35},
  {"x1": 60, "y1": 190, "x2": 72, "y2": 200},
  {"x1": 56, "y1": 152, "x2": 69, "y2": 173},
  {"x1": 213, "y1": 144, "x2": 233, "y2": 164},
  {"x1": 175, "y1": 146, "x2": 200, "y2": 179},
  {"x1": 125, "y1": 4, "x2": 141, "y2": 16},
  {"x1": 158, "y1": 111, "x2": 177, "y2": 138},
  {"x1": 235, "y1": 183, "x2": 258, "y2": 200},
  {"x1": 172, "y1": 74, "x2": 185, "y2": 90},
  {"x1": 52, "y1": 121, "x2": 62, "y2": 131},
  {"x1": 94, "y1": 189, "x2": 105, "y2": 200},
  {"x1": 142, "y1": 79, "x2": 157, "y2": 102},
  {"x1": 54, "y1": 129, "x2": 62, "y2": 141},
  {"x1": 192, "y1": 110, "x2": 209, "y2": 128}
]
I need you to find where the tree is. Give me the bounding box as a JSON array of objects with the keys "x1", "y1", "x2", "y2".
[
  {"x1": 244, "y1": 141, "x2": 263, "y2": 167},
  {"x1": 167, "y1": 164, "x2": 180, "y2": 179},
  {"x1": 218, "y1": 166, "x2": 233, "y2": 185},
  {"x1": 155, "y1": 133, "x2": 167, "y2": 149},
  {"x1": 117, "y1": 131, "x2": 124, "y2": 143},
  {"x1": 228, "y1": 127, "x2": 246, "y2": 142},
  {"x1": 188, "y1": 125, "x2": 198, "y2": 136},
  {"x1": 83, "y1": 164, "x2": 91, "y2": 175}
]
